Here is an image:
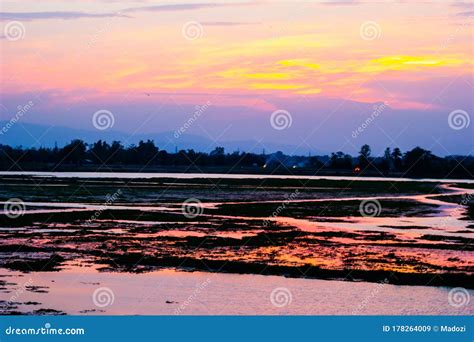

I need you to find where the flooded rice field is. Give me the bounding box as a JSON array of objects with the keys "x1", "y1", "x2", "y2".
[{"x1": 0, "y1": 173, "x2": 473, "y2": 315}]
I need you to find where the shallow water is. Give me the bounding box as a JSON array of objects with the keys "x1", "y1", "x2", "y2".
[
  {"x1": 1, "y1": 266, "x2": 472, "y2": 315},
  {"x1": 1, "y1": 171, "x2": 473, "y2": 183}
]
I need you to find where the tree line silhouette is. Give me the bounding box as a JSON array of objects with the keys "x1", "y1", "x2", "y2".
[{"x1": 0, "y1": 140, "x2": 472, "y2": 178}]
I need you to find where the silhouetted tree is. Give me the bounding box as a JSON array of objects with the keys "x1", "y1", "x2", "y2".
[
  {"x1": 391, "y1": 147, "x2": 402, "y2": 171},
  {"x1": 358, "y1": 144, "x2": 372, "y2": 169},
  {"x1": 135, "y1": 140, "x2": 158, "y2": 165},
  {"x1": 60, "y1": 140, "x2": 87, "y2": 165},
  {"x1": 208, "y1": 147, "x2": 225, "y2": 165},
  {"x1": 381, "y1": 147, "x2": 392, "y2": 171},
  {"x1": 89, "y1": 140, "x2": 111, "y2": 164},
  {"x1": 330, "y1": 151, "x2": 353, "y2": 169},
  {"x1": 0, "y1": 140, "x2": 472, "y2": 178},
  {"x1": 109, "y1": 141, "x2": 124, "y2": 163},
  {"x1": 403, "y1": 147, "x2": 439, "y2": 176}
]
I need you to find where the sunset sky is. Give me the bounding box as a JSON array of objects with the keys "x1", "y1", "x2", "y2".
[{"x1": 0, "y1": 0, "x2": 473, "y2": 155}]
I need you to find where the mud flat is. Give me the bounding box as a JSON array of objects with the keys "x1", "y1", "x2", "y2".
[{"x1": 0, "y1": 174, "x2": 472, "y2": 315}]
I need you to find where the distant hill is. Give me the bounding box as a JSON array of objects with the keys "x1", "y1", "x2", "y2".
[{"x1": 0, "y1": 121, "x2": 325, "y2": 155}]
